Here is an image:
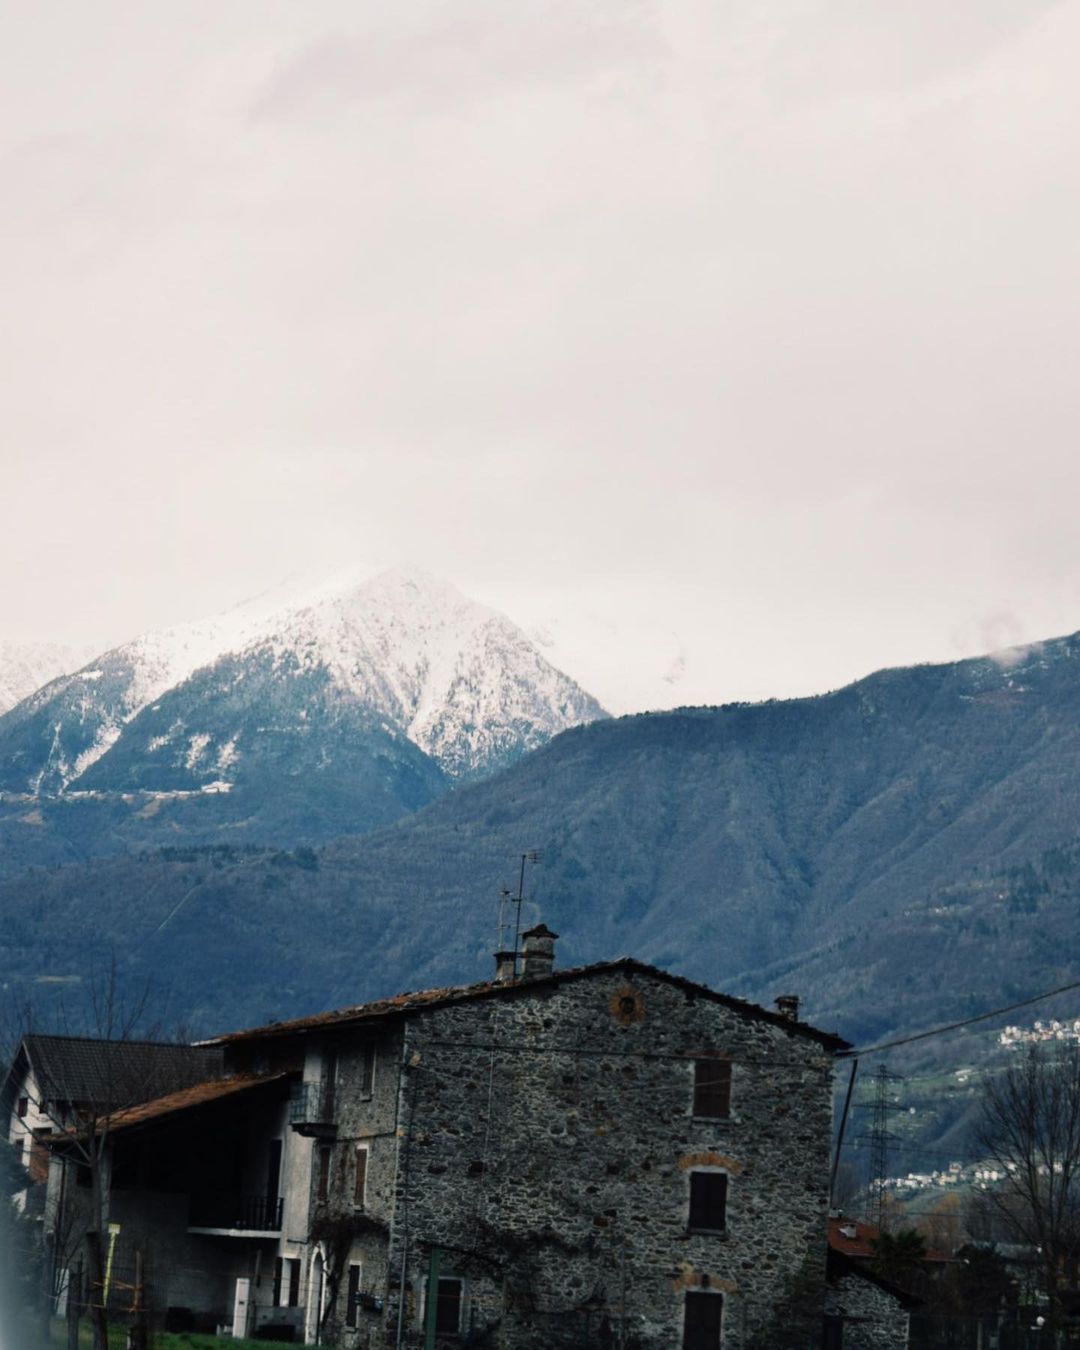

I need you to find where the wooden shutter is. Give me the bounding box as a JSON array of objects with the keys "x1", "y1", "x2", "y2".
[
  {"x1": 346, "y1": 1264, "x2": 361, "y2": 1328},
  {"x1": 693, "y1": 1059, "x2": 732, "y2": 1118},
  {"x1": 354, "y1": 1146, "x2": 368, "y2": 1207},
  {"x1": 287, "y1": 1258, "x2": 301, "y2": 1307},
  {"x1": 317, "y1": 1146, "x2": 331, "y2": 1203}
]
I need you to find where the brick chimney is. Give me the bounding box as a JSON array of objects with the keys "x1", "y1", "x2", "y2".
[
  {"x1": 493, "y1": 950, "x2": 517, "y2": 983},
  {"x1": 774, "y1": 994, "x2": 800, "y2": 1022},
  {"x1": 520, "y1": 924, "x2": 558, "y2": 979}
]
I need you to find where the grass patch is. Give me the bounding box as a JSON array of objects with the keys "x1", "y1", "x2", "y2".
[{"x1": 48, "y1": 1321, "x2": 296, "y2": 1349}]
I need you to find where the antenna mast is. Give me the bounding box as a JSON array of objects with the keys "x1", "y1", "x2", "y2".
[{"x1": 509, "y1": 850, "x2": 540, "y2": 976}]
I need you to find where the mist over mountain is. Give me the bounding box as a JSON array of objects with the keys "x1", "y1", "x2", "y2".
[{"x1": 4, "y1": 627, "x2": 1080, "y2": 1058}]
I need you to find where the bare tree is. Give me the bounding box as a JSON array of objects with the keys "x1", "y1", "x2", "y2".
[{"x1": 972, "y1": 1043, "x2": 1080, "y2": 1328}]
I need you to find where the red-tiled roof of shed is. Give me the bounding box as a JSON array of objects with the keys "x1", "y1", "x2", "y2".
[
  {"x1": 200, "y1": 957, "x2": 850, "y2": 1052},
  {"x1": 828, "y1": 1216, "x2": 952, "y2": 1264}
]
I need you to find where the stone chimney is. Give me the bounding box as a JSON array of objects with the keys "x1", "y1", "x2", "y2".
[
  {"x1": 493, "y1": 950, "x2": 517, "y2": 983},
  {"x1": 774, "y1": 994, "x2": 800, "y2": 1022},
  {"x1": 520, "y1": 924, "x2": 559, "y2": 979}
]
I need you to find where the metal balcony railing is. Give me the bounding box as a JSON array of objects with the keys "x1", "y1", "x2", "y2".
[
  {"x1": 189, "y1": 1193, "x2": 283, "y2": 1232},
  {"x1": 289, "y1": 1081, "x2": 334, "y2": 1133}
]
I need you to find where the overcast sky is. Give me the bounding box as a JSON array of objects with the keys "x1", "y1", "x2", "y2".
[{"x1": 3, "y1": 0, "x2": 1079, "y2": 712}]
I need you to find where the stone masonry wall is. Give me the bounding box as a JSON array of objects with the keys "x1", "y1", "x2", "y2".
[
  {"x1": 824, "y1": 1271, "x2": 910, "y2": 1350},
  {"x1": 377, "y1": 968, "x2": 837, "y2": 1350}
]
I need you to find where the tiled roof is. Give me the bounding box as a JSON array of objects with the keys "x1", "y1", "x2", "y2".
[
  {"x1": 828, "y1": 1216, "x2": 951, "y2": 1264},
  {"x1": 104, "y1": 1072, "x2": 293, "y2": 1134},
  {"x1": 203, "y1": 957, "x2": 850, "y2": 1051},
  {"x1": 21, "y1": 1035, "x2": 223, "y2": 1110}
]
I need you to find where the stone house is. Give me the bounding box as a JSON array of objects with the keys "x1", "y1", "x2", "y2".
[
  {"x1": 824, "y1": 1249, "x2": 918, "y2": 1350},
  {"x1": 36, "y1": 928, "x2": 850, "y2": 1347}
]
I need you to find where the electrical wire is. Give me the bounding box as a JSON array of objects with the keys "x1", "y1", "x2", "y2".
[{"x1": 839, "y1": 977, "x2": 1080, "y2": 1059}]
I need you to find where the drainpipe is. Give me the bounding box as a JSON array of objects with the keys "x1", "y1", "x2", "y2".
[{"x1": 423, "y1": 1246, "x2": 442, "y2": 1350}]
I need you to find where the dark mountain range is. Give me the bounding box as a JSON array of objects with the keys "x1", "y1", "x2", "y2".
[{"x1": 5, "y1": 631, "x2": 1080, "y2": 1057}]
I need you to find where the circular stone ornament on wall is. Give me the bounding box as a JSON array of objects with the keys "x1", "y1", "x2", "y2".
[{"x1": 609, "y1": 984, "x2": 646, "y2": 1025}]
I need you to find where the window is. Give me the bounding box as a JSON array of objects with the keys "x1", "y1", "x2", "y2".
[
  {"x1": 273, "y1": 1257, "x2": 302, "y2": 1307},
  {"x1": 683, "y1": 1291, "x2": 723, "y2": 1349},
  {"x1": 323, "y1": 1048, "x2": 338, "y2": 1118},
  {"x1": 346, "y1": 1263, "x2": 361, "y2": 1328},
  {"x1": 354, "y1": 1145, "x2": 368, "y2": 1208},
  {"x1": 287, "y1": 1258, "x2": 301, "y2": 1308},
  {"x1": 16, "y1": 1096, "x2": 28, "y2": 1119},
  {"x1": 688, "y1": 1172, "x2": 727, "y2": 1233},
  {"x1": 432, "y1": 1277, "x2": 463, "y2": 1334},
  {"x1": 693, "y1": 1059, "x2": 731, "y2": 1118},
  {"x1": 316, "y1": 1145, "x2": 332, "y2": 1203},
  {"x1": 360, "y1": 1043, "x2": 375, "y2": 1096},
  {"x1": 29, "y1": 1139, "x2": 49, "y2": 1184}
]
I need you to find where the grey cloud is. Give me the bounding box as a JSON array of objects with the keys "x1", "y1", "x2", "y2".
[{"x1": 251, "y1": 7, "x2": 668, "y2": 120}]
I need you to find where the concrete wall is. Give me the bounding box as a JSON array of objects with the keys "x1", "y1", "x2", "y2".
[
  {"x1": 824, "y1": 1271, "x2": 910, "y2": 1350},
  {"x1": 377, "y1": 968, "x2": 836, "y2": 1350}
]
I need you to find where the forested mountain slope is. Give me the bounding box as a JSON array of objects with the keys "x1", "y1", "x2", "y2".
[{"x1": 5, "y1": 633, "x2": 1080, "y2": 1044}]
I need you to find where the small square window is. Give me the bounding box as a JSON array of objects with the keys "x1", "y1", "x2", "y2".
[
  {"x1": 688, "y1": 1172, "x2": 727, "y2": 1233},
  {"x1": 693, "y1": 1060, "x2": 731, "y2": 1118}
]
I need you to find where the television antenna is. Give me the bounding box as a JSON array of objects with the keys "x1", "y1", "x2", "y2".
[{"x1": 496, "y1": 851, "x2": 541, "y2": 976}]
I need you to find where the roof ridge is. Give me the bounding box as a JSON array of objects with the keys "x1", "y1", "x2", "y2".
[{"x1": 203, "y1": 956, "x2": 850, "y2": 1051}]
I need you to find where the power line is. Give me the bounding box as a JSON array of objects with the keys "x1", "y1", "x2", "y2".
[{"x1": 839, "y1": 977, "x2": 1080, "y2": 1059}]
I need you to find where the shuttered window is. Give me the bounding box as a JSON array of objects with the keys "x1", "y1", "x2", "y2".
[
  {"x1": 688, "y1": 1172, "x2": 728, "y2": 1232},
  {"x1": 683, "y1": 1292, "x2": 723, "y2": 1349},
  {"x1": 346, "y1": 1263, "x2": 361, "y2": 1328},
  {"x1": 354, "y1": 1146, "x2": 368, "y2": 1207},
  {"x1": 693, "y1": 1059, "x2": 732, "y2": 1118},
  {"x1": 360, "y1": 1043, "x2": 375, "y2": 1095},
  {"x1": 316, "y1": 1146, "x2": 331, "y2": 1203}
]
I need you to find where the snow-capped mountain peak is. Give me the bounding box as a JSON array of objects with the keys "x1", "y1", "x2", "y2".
[{"x1": 0, "y1": 566, "x2": 607, "y2": 794}]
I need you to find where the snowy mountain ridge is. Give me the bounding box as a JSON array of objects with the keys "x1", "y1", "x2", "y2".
[
  {"x1": 0, "y1": 565, "x2": 607, "y2": 794},
  {"x1": 0, "y1": 640, "x2": 93, "y2": 716}
]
